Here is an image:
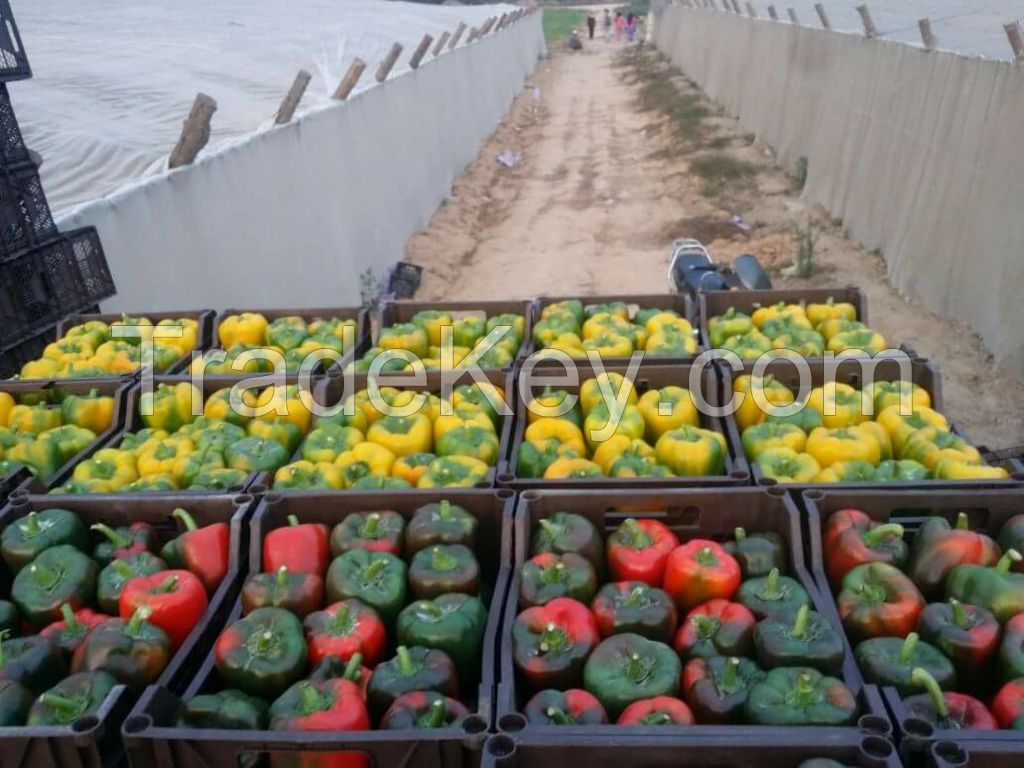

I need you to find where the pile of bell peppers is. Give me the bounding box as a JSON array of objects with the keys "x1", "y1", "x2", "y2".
[
  {"x1": 511, "y1": 512, "x2": 860, "y2": 725},
  {"x1": 191, "y1": 313, "x2": 357, "y2": 375},
  {"x1": 0, "y1": 388, "x2": 117, "y2": 482},
  {"x1": 350, "y1": 309, "x2": 526, "y2": 372},
  {"x1": 823, "y1": 507, "x2": 1024, "y2": 730},
  {"x1": 516, "y1": 371, "x2": 728, "y2": 480},
  {"x1": 51, "y1": 381, "x2": 315, "y2": 493},
  {"x1": 271, "y1": 381, "x2": 507, "y2": 490},
  {"x1": 17, "y1": 316, "x2": 200, "y2": 380},
  {"x1": 532, "y1": 300, "x2": 697, "y2": 359},
  {"x1": 0, "y1": 505, "x2": 229, "y2": 726},
  {"x1": 735, "y1": 374, "x2": 1008, "y2": 483},
  {"x1": 707, "y1": 298, "x2": 886, "y2": 359},
  {"x1": 192, "y1": 500, "x2": 487, "y2": 736}
]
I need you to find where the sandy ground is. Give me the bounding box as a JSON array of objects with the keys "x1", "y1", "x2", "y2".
[{"x1": 405, "y1": 40, "x2": 1024, "y2": 449}]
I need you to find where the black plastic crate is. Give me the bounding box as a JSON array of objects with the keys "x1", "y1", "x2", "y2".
[
  {"x1": 480, "y1": 732, "x2": 904, "y2": 768},
  {"x1": 0, "y1": 0, "x2": 30, "y2": 83},
  {"x1": 803, "y1": 488, "x2": 1024, "y2": 761},
  {"x1": 0, "y1": 160, "x2": 54, "y2": 254},
  {"x1": 0, "y1": 492, "x2": 255, "y2": 768},
  {"x1": 0, "y1": 84, "x2": 30, "y2": 166},
  {"x1": 925, "y1": 739, "x2": 1021, "y2": 767},
  {"x1": 498, "y1": 361, "x2": 751, "y2": 489},
  {"x1": 0, "y1": 320, "x2": 55, "y2": 378},
  {"x1": 63, "y1": 227, "x2": 116, "y2": 307},
  {"x1": 497, "y1": 487, "x2": 892, "y2": 741},
  {"x1": 122, "y1": 488, "x2": 516, "y2": 768}
]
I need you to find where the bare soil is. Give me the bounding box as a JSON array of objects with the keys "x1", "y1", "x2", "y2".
[{"x1": 405, "y1": 41, "x2": 1024, "y2": 449}]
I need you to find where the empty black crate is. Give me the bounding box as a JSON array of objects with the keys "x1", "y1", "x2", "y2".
[
  {"x1": 0, "y1": 321, "x2": 55, "y2": 378},
  {"x1": 0, "y1": 0, "x2": 30, "y2": 83},
  {"x1": 0, "y1": 161, "x2": 54, "y2": 254}
]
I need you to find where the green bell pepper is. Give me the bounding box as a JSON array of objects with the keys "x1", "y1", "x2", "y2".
[
  {"x1": 330, "y1": 511, "x2": 405, "y2": 558},
  {"x1": 724, "y1": 528, "x2": 788, "y2": 579},
  {"x1": 301, "y1": 425, "x2": 363, "y2": 463},
  {"x1": 408, "y1": 545, "x2": 480, "y2": 600},
  {"x1": 214, "y1": 607, "x2": 308, "y2": 698},
  {"x1": 766, "y1": 406, "x2": 824, "y2": 433},
  {"x1": 5, "y1": 439, "x2": 62, "y2": 480},
  {"x1": 946, "y1": 549, "x2": 1024, "y2": 622},
  {"x1": 582, "y1": 633, "x2": 681, "y2": 719},
  {"x1": 0, "y1": 601, "x2": 18, "y2": 636},
  {"x1": 0, "y1": 631, "x2": 66, "y2": 693},
  {"x1": 1, "y1": 509, "x2": 88, "y2": 572},
  {"x1": 176, "y1": 688, "x2": 269, "y2": 730},
  {"x1": 189, "y1": 467, "x2": 248, "y2": 491},
  {"x1": 517, "y1": 438, "x2": 578, "y2": 479},
  {"x1": 326, "y1": 549, "x2": 407, "y2": 624},
  {"x1": 873, "y1": 460, "x2": 932, "y2": 482},
  {"x1": 745, "y1": 667, "x2": 859, "y2": 725},
  {"x1": 452, "y1": 317, "x2": 485, "y2": 348},
  {"x1": 530, "y1": 511, "x2": 605, "y2": 577},
  {"x1": 436, "y1": 425, "x2": 500, "y2": 466},
  {"x1": 395, "y1": 593, "x2": 487, "y2": 685},
  {"x1": 189, "y1": 420, "x2": 247, "y2": 455},
  {"x1": 854, "y1": 632, "x2": 957, "y2": 696},
  {"x1": 40, "y1": 425, "x2": 97, "y2": 464},
  {"x1": 26, "y1": 671, "x2": 117, "y2": 726},
  {"x1": 11, "y1": 545, "x2": 98, "y2": 626},
  {"x1": 753, "y1": 604, "x2": 845, "y2": 674},
  {"x1": 241, "y1": 567, "x2": 324, "y2": 619},
  {"x1": 266, "y1": 317, "x2": 309, "y2": 352},
  {"x1": 365, "y1": 646, "x2": 459, "y2": 722},
  {"x1": 518, "y1": 552, "x2": 596, "y2": 608},
  {"x1": 0, "y1": 679, "x2": 31, "y2": 726},
  {"x1": 225, "y1": 437, "x2": 289, "y2": 473},
  {"x1": 73, "y1": 607, "x2": 171, "y2": 688},
  {"x1": 736, "y1": 568, "x2": 811, "y2": 620},
  {"x1": 404, "y1": 500, "x2": 478, "y2": 555}
]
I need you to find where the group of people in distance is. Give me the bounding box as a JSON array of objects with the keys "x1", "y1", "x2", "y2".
[{"x1": 586, "y1": 9, "x2": 643, "y2": 42}]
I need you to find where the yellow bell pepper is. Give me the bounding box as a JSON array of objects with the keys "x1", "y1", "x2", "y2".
[
  {"x1": 863, "y1": 381, "x2": 931, "y2": 416},
  {"x1": 416, "y1": 455, "x2": 490, "y2": 488},
  {"x1": 654, "y1": 426, "x2": 727, "y2": 476},
  {"x1": 43, "y1": 339, "x2": 95, "y2": 362},
  {"x1": 378, "y1": 323, "x2": 429, "y2": 359},
  {"x1": 592, "y1": 435, "x2": 656, "y2": 475},
  {"x1": 543, "y1": 457, "x2": 604, "y2": 479},
  {"x1": 451, "y1": 383, "x2": 505, "y2": 426},
  {"x1": 741, "y1": 422, "x2": 807, "y2": 460},
  {"x1": 247, "y1": 419, "x2": 303, "y2": 454},
  {"x1": 857, "y1": 420, "x2": 894, "y2": 461},
  {"x1": 547, "y1": 333, "x2": 586, "y2": 357},
  {"x1": 392, "y1": 452, "x2": 436, "y2": 485},
  {"x1": 816, "y1": 318, "x2": 866, "y2": 342},
  {"x1": 140, "y1": 382, "x2": 202, "y2": 432},
  {"x1": 524, "y1": 418, "x2": 587, "y2": 456},
  {"x1": 526, "y1": 389, "x2": 580, "y2": 426},
  {"x1": 583, "y1": 403, "x2": 645, "y2": 452},
  {"x1": 579, "y1": 373, "x2": 638, "y2": 416},
  {"x1": 645, "y1": 312, "x2": 693, "y2": 337},
  {"x1": 582, "y1": 332, "x2": 634, "y2": 358},
  {"x1": 433, "y1": 410, "x2": 494, "y2": 443},
  {"x1": 827, "y1": 329, "x2": 888, "y2": 357},
  {"x1": 900, "y1": 427, "x2": 981, "y2": 470},
  {"x1": 0, "y1": 392, "x2": 14, "y2": 427},
  {"x1": 335, "y1": 442, "x2": 396, "y2": 487},
  {"x1": 19, "y1": 359, "x2": 59, "y2": 380},
  {"x1": 273, "y1": 460, "x2": 345, "y2": 490},
  {"x1": 60, "y1": 390, "x2": 115, "y2": 434},
  {"x1": 366, "y1": 413, "x2": 433, "y2": 457},
  {"x1": 72, "y1": 448, "x2": 138, "y2": 489},
  {"x1": 258, "y1": 384, "x2": 315, "y2": 434},
  {"x1": 804, "y1": 425, "x2": 881, "y2": 469},
  {"x1": 7, "y1": 405, "x2": 61, "y2": 435},
  {"x1": 638, "y1": 386, "x2": 699, "y2": 442},
  {"x1": 219, "y1": 312, "x2": 269, "y2": 347},
  {"x1": 154, "y1": 318, "x2": 199, "y2": 355},
  {"x1": 755, "y1": 447, "x2": 821, "y2": 483},
  {"x1": 733, "y1": 374, "x2": 795, "y2": 432},
  {"x1": 933, "y1": 458, "x2": 1009, "y2": 481},
  {"x1": 806, "y1": 298, "x2": 857, "y2": 328},
  {"x1": 204, "y1": 387, "x2": 255, "y2": 427},
  {"x1": 752, "y1": 302, "x2": 808, "y2": 329},
  {"x1": 344, "y1": 387, "x2": 404, "y2": 429},
  {"x1": 813, "y1": 460, "x2": 877, "y2": 483},
  {"x1": 138, "y1": 438, "x2": 196, "y2": 476},
  {"x1": 877, "y1": 404, "x2": 951, "y2": 454},
  {"x1": 645, "y1": 330, "x2": 697, "y2": 356},
  {"x1": 582, "y1": 313, "x2": 635, "y2": 342},
  {"x1": 805, "y1": 382, "x2": 868, "y2": 429}
]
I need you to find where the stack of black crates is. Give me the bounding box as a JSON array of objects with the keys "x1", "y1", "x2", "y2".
[{"x1": 0, "y1": 0, "x2": 115, "y2": 378}]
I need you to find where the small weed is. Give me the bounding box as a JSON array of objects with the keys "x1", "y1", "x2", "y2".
[
  {"x1": 690, "y1": 152, "x2": 757, "y2": 184},
  {"x1": 794, "y1": 156, "x2": 809, "y2": 189},
  {"x1": 788, "y1": 219, "x2": 818, "y2": 277},
  {"x1": 360, "y1": 268, "x2": 384, "y2": 310}
]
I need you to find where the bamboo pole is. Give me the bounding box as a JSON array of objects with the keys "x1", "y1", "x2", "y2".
[
  {"x1": 433, "y1": 31, "x2": 450, "y2": 56},
  {"x1": 449, "y1": 22, "x2": 467, "y2": 49},
  {"x1": 767, "y1": 5, "x2": 779, "y2": 20},
  {"x1": 274, "y1": 70, "x2": 311, "y2": 124},
  {"x1": 376, "y1": 43, "x2": 403, "y2": 83},
  {"x1": 169, "y1": 93, "x2": 217, "y2": 169},
  {"x1": 855, "y1": 4, "x2": 877, "y2": 37},
  {"x1": 918, "y1": 18, "x2": 936, "y2": 50},
  {"x1": 408, "y1": 34, "x2": 433, "y2": 69},
  {"x1": 787, "y1": 7, "x2": 799, "y2": 22},
  {"x1": 332, "y1": 58, "x2": 366, "y2": 100},
  {"x1": 1006, "y1": 20, "x2": 1024, "y2": 60},
  {"x1": 814, "y1": 3, "x2": 831, "y2": 28}
]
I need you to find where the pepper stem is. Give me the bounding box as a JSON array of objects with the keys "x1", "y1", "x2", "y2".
[
  {"x1": 113, "y1": 560, "x2": 135, "y2": 579},
  {"x1": 171, "y1": 508, "x2": 199, "y2": 532},
  {"x1": 363, "y1": 558, "x2": 387, "y2": 581},
  {"x1": 424, "y1": 698, "x2": 448, "y2": 728},
  {"x1": 287, "y1": 515, "x2": 300, "y2": 527},
  {"x1": 438, "y1": 500, "x2": 451, "y2": 519},
  {"x1": 762, "y1": 568, "x2": 781, "y2": 599},
  {"x1": 949, "y1": 599, "x2": 969, "y2": 628},
  {"x1": 695, "y1": 546, "x2": 718, "y2": 567},
  {"x1": 545, "y1": 706, "x2": 571, "y2": 725},
  {"x1": 24, "y1": 512, "x2": 41, "y2": 536},
  {"x1": 431, "y1": 547, "x2": 458, "y2": 572},
  {"x1": 640, "y1": 712, "x2": 671, "y2": 726},
  {"x1": 153, "y1": 574, "x2": 179, "y2": 594},
  {"x1": 127, "y1": 605, "x2": 152, "y2": 637},
  {"x1": 60, "y1": 603, "x2": 78, "y2": 630},
  {"x1": 332, "y1": 603, "x2": 350, "y2": 632},
  {"x1": 621, "y1": 519, "x2": 651, "y2": 549},
  {"x1": 537, "y1": 519, "x2": 563, "y2": 541},
  {"x1": 417, "y1": 601, "x2": 443, "y2": 620},
  {"x1": 342, "y1": 653, "x2": 363, "y2": 682},
  {"x1": 624, "y1": 652, "x2": 649, "y2": 683},
  {"x1": 721, "y1": 657, "x2": 740, "y2": 691},
  {"x1": 793, "y1": 672, "x2": 817, "y2": 707},
  {"x1": 790, "y1": 604, "x2": 810, "y2": 639},
  {"x1": 863, "y1": 523, "x2": 904, "y2": 547},
  {"x1": 955, "y1": 512, "x2": 969, "y2": 531},
  {"x1": 29, "y1": 560, "x2": 59, "y2": 587},
  {"x1": 691, "y1": 615, "x2": 718, "y2": 639},
  {"x1": 91, "y1": 523, "x2": 128, "y2": 548},
  {"x1": 910, "y1": 667, "x2": 949, "y2": 718},
  {"x1": 899, "y1": 632, "x2": 919, "y2": 664},
  {"x1": 623, "y1": 586, "x2": 647, "y2": 608},
  {"x1": 396, "y1": 646, "x2": 415, "y2": 676},
  {"x1": 298, "y1": 683, "x2": 324, "y2": 715},
  {"x1": 538, "y1": 623, "x2": 568, "y2": 654},
  {"x1": 38, "y1": 693, "x2": 86, "y2": 721},
  {"x1": 997, "y1": 549, "x2": 1022, "y2": 573},
  {"x1": 277, "y1": 566, "x2": 290, "y2": 587},
  {"x1": 734, "y1": 527, "x2": 746, "y2": 542},
  {"x1": 361, "y1": 513, "x2": 380, "y2": 538}
]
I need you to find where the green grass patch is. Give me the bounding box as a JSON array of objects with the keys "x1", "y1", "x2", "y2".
[{"x1": 543, "y1": 9, "x2": 588, "y2": 43}]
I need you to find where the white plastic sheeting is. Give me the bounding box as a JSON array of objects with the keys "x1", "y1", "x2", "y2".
[
  {"x1": 57, "y1": 12, "x2": 546, "y2": 312},
  {"x1": 11, "y1": 0, "x2": 515, "y2": 213},
  {"x1": 655, "y1": 8, "x2": 1024, "y2": 377}
]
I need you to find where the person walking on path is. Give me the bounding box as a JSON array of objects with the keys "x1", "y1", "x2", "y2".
[
  {"x1": 586, "y1": 13, "x2": 596, "y2": 40},
  {"x1": 614, "y1": 12, "x2": 626, "y2": 41},
  {"x1": 603, "y1": 9, "x2": 613, "y2": 41},
  {"x1": 626, "y1": 14, "x2": 638, "y2": 42}
]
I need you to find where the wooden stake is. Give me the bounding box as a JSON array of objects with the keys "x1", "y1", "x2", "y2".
[
  {"x1": 917, "y1": 18, "x2": 936, "y2": 49},
  {"x1": 787, "y1": 6, "x2": 799, "y2": 22},
  {"x1": 497, "y1": 13, "x2": 508, "y2": 29},
  {"x1": 409, "y1": 34, "x2": 433, "y2": 69},
  {"x1": 855, "y1": 4, "x2": 877, "y2": 37},
  {"x1": 274, "y1": 70, "x2": 311, "y2": 124},
  {"x1": 433, "y1": 31, "x2": 450, "y2": 56},
  {"x1": 376, "y1": 43, "x2": 403, "y2": 83},
  {"x1": 746, "y1": 2, "x2": 757, "y2": 16},
  {"x1": 333, "y1": 58, "x2": 366, "y2": 100},
  {"x1": 481, "y1": 17, "x2": 497, "y2": 35},
  {"x1": 169, "y1": 93, "x2": 217, "y2": 169},
  {"x1": 732, "y1": 0, "x2": 743, "y2": 13},
  {"x1": 1006, "y1": 20, "x2": 1024, "y2": 60},
  {"x1": 768, "y1": 5, "x2": 779, "y2": 19},
  {"x1": 450, "y1": 23, "x2": 467, "y2": 49},
  {"x1": 814, "y1": 3, "x2": 831, "y2": 28},
  {"x1": 467, "y1": 27, "x2": 479, "y2": 43}
]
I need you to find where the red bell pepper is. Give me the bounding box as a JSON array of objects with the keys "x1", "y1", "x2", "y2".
[
  {"x1": 264, "y1": 515, "x2": 329, "y2": 575},
  {"x1": 165, "y1": 508, "x2": 230, "y2": 594},
  {"x1": 823, "y1": 509, "x2": 907, "y2": 587},
  {"x1": 303, "y1": 599, "x2": 387, "y2": 668},
  {"x1": 673, "y1": 599, "x2": 755, "y2": 660},
  {"x1": 607, "y1": 518, "x2": 680, "y2": 586},
  {"x1": 662, "y1": 540, "x2": 741, "y2": 611},
  {"x1": 40, "y1": 604, "x2": 111, "y2": 657},
  {"x1": 616, "y1": 695, "x2": 694, "y2": 726},
  {"x1": 511, "y1": 597, "x2": 600, "y2": 691},
  {"x1": 268, "y1": 678, "x2": 370, "y2": 768},
  {"x1": 119, "y1": 569, "x2": 208, "y2": 648},
  {"x1": 836, "y1": 562, "x2": 925, "y2": 641},
  {"x1": 915, "y1": 599, "x2": 1000, "y2": 676},
  {"x1": 907, "y1": 512, "x2": 1000, "y2": 600},
  {"x1": 902, "y1": 668, "x2": 997, "y2": 730},
  {"x1": 522, "y1": 688, "x2": 608, "y2": 725},
  {"x1": 993, "y1": 679, "x2": 1024, "y2": 729}
]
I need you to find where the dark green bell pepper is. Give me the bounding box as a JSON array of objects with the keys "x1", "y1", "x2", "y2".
[
  {"x1": 404, "y1": 500, "x2": 477, "y2": 554},
  {"x1": 518, "y1": 552, "x2": 596, "y2": 608},
  {"x1": 854, "y1": 632, "x2": 956, "y2": 696},
  {"x1": 27, "y1": 671, "x2": 117, "y2": 726},
  {"x1": 365, "y1": 645, "x2": 459, "y2": 722},
  {"x1": 214, "y1": 607, "x2": 308, "y2": 698},
  {"x1": 589, "y1": 581, "x2": 677, "y2": 643},
  {"x1": 408, "y1": 544, "x2": 480, "y2": 600},
  {"x1": 241, "y1": 567, "x2": 324, "y2": 618},
  {"x1": 683, "y1": 655, "x2": 764, "y2": 724},
  {"x1": 1, "y1": 509, "x2": 88, "y2": 572},
  {"x1": 724, "y1": 528, "x2": 787, "y2": 579},
  {"x1": 189, "y1": 467, "x2": 249, "y2": 491},
  {"x1": 736, "y1": 568, "x2": 811, "y2": 620},
  {"x1": 225, "y1": 437, "x2": 289, "y2": 473},
  {"x1": 0, "y1": 679, "x2": 31, "y2": 726},
  {"x1": 753, "y1": 604, "x2": 845, "y2": 674},
  {"x1": 176, "y1": 689, "x2": 269, "y2": 730},
  {"x1": 91, "y1": 522, "x2": 158, "y2": 565},
  {"x1": 325, "y1": 549, "x2": 407, "y2": 624},
  {"x1": 329, "y1": 511, "x2": 405, "y2": 558},
  {"x1": 11, "y1": 545, "x2": 98, "y2": 626},
  {"x1": 946, "y1": 549, "x2": 1024, "y2": 622},
  {"x1": 97, "y1": 552, "x2": 167, "y2": 614},
  {"x1": 395, "y1": 593, "x2": 487, "y2": 685},
  {"x1": 582, "y1": 633, "x2": 681, "y2": 719},
  {"x1": 745, "y1": 667, "x2": 859, "y2": 726},
  {"x1": 0, "y1": 631, "x2": 66, "y2": 693},
  {"x1": 530, "y1": 511, "x2": 604, "y2": 577},
  {"x1": 0, "y1": 601, "x2": 18, "y2": 637},
  {"x1": 74, "y1": 607, "x2": 171, "y2": 688}
]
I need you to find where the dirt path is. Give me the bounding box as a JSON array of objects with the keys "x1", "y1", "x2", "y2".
[{"x1": 406, "y1": 40, "x2": 1024, "y2": 449}]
